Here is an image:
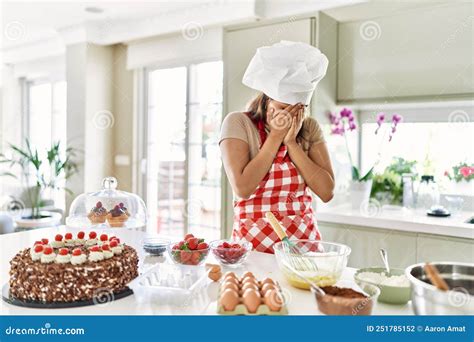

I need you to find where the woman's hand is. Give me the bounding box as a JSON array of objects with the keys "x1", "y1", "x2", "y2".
[
  {"x1": 283, "y1": 107, "x2": 304, "y2": 146},
  {"x1": 268, "y1": 104, "x2": 301, "y2": 141}
]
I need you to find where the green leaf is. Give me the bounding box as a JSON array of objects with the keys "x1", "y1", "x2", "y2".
[
  {"x1": 351, "y1": 166, "x2": 360, "y2": 181},
  {"x1": 0, "y1": 172, "x2": 18, "y2": 179},
  {"x1": 360, "y1": 167, "x2": 374, "y2": 181},
  {"x1": 2, "y1": 139, "x2": 80, "y2": 203},
  {"x1": 370, "y1": 170, "x2": 403, "y2": 204},
  {"x1": 9, "y1": 144, "x2": 29, "y2": 160}
]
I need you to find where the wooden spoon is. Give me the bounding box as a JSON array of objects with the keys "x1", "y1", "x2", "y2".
[{"x1": 424, "y1": 263, "x2": 450, "y2": 291}]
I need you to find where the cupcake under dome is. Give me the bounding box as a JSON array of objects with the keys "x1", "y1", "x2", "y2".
[{"x1": 66, "y1": 177, "x2": 147, "y2": 229}]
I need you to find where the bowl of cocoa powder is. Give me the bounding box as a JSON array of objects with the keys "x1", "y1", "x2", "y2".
[{"x1": 311, "y1": 281, "x2": 380, "y2": 315}]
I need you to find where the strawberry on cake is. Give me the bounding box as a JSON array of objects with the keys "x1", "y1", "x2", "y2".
[{"x1": 8, "y1": 231, "x2": 138, "y2": 303}]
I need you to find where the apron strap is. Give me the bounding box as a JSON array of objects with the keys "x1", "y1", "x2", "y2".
[{"x1": 245, "y1": 111, "x2": 267, "y2": 146}]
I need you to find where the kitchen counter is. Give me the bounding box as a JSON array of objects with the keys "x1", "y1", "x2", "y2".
[
  {"x1": 0, "y1": 227, "x2": 413, "y2": 315},
  {"x1": 317, "y1": 204, "x2": 474, "y2": 239}
]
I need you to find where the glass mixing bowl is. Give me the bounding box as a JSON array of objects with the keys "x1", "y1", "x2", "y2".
[{"x1": 274, "y1": 240, "x2": 351, "y2": 290}]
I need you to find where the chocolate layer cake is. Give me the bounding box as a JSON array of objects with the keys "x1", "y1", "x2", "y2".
[{"x1": 8, "y1": 232, "x2": 139, "y2": 303}]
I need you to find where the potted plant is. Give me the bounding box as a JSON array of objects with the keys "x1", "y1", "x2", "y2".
[
  {"x1": 444, "y1": 162, "x2": 474, "y2": 196},
  {"x1": 371, "y1": 157, "x2": 417, "y2": 205},
  {"x1": 329, "y1": 109, "x2": 402, "y2": 209},
  {"x1": 0, "y1": 139, "x2": 79, "y2": 229}
]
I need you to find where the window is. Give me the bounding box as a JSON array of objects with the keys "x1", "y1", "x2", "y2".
[
  {"x1": 146, "y1": 61, "x2": 223, "y2": 239},
  {"x1": 27, "y1": 80, "x2": 67, "y2": 208},
  {"x1": 360, "y1": 107, "x2": 474, "y2": 194},
  {"x1": 28, "y1": 81, "x2": 67, "y2": 155}
]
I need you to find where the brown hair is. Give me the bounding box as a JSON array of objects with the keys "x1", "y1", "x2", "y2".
[{"x1": 246, "y1": 92, "x2": 311, "y2": 149}]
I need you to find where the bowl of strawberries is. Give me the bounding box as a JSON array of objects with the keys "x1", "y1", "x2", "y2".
[
  {"x1": 210, "y1": 240, "x2": 252, "y2": 267},
  {"x1": 168, "y1": 234, "x2": 210, "y2": 266}
]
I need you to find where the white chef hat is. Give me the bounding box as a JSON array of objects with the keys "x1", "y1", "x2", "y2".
[{"x1": 242, "y1": 40, "x2": 329, "y2": 105}]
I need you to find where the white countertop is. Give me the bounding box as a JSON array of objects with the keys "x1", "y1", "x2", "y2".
[
  {"x1": 0, "y1": 227, "x2": 413, "y2": 315},
  {"x1": 317, "y1": 204, "x2": 474, "y2": 239}
]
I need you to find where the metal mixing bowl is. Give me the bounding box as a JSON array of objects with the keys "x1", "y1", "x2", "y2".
[{"x1": 405, "y1": 262, "x2": 474, "y2": 315}]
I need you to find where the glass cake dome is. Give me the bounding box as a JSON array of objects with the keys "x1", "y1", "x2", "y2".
[{"x1": 66, "y1": 177, "x2": 147, "y2": 229}]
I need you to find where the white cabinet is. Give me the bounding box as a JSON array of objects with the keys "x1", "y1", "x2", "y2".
[
  {"x1": 319, "y1": 223, "x2": 417, "y2": 269},
  {"x1": 337, "y1": 3, "x2": 474, "y2": 101},
  {"x1": 416, "y1": 234, "x2": 474, "y2": 264},
  {"x1": 319, "y1": 222, "x2": 473, "y2": 269}
]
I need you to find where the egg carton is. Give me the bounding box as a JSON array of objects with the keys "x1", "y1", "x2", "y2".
[
  {"x1": 217, "y1": 302, "x2": 288, "y2": 315},
  {"x1": 216, "y1": 286, "x2": 288, "y2": 316}
]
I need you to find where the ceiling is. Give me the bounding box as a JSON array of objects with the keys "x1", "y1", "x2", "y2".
[
  {"x1": 1, "y1": 0, "x2": 207, "y2": 49},
  {"x1": 1, "y1": 0, "x2": 456, "y2": 52},
  {"x1": 323, "y1": 0, "x2": 455, "y2": 22}
]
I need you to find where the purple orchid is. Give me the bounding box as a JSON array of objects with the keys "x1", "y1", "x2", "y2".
[
  {"x1": 331, "y1": 125, "x2": 345, "y2": 136},
  {"x1": 329, "y1": 112, "x2": 338, "y2": 125},
  {"x1": 375, "y1": 112, "x2": 385, "y2": 134},
  {"x1": 340, "y1": 108, "x2": 352, "y2": 118},
  {"x1": 328, "y1": 108, "x2": 403, "y2": 182},
  {"x1": 392, "y1": 114, "x2": 402, "y2": 123},
  {"x1": 389, "y1": 113, "x2": 402, "y2": 141}
]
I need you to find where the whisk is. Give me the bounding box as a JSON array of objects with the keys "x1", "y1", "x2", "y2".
[{"x1": 266, "y1": 212, "x2": 318, "y2": 271}]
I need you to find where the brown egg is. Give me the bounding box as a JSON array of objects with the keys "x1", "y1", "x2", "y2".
[
  {"x1": 221, "y1": 281, "x2": 239, "y2": 292},
  {"x1": 261, "y1": 277, "x2": 275, "y2": 286},
  {"x1": 209, "y1": 271, "x2": 222, "y2": 282},
  {"x1": 224, "y1": 271, "x2": 237, "y2": 279},
  {"x1": 241, "y1": 282, "x2": 259, "y2": 292},
  {"x1": 241, "y1": 276, "x2": 258, "y2": 285},
  {"x1": 220, "y1": 289, "x2": 240, "y2": 311},
  {"x1": 242, "y1": 289, "x2": 261, "y2": 313},
  {"x1": 261, "y1": 283, "x2": 276, "y2": 296},
  {"x1": 206, "y1": 263, "x2": 221, "y2": 273},
  {"x1": 223, "y1": 276, "x2": 240, "y2": 287},
  {"x1": 264, "y1": 289, "x2": 283, "y2": 312},
  {"x1": 242, "y1": 271, "x2": 255, "y2": 279}
]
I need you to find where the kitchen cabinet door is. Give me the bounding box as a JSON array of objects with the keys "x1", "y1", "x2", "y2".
[
  {"x1": 416, "y1": 234, "x2": 474, "y2": 264},
  {"x1": 224, "y1": 18, "x2": 314, "y2": 114},
  {"x1": 222, "y1": 18, "x2": 314, "y2": 236},
  {"x1": 337, "y1": 3, "x2": 474, "y2": 100},
  {"x1": 318, "y1": 223, "x2": 417, "y2": 269}
]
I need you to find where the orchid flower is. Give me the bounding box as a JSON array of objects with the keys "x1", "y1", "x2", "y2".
[
  {"x1": 374, "y1": 112, "x2": 385, "y2": 134},
  {"x1": 340, "y1": 108, "x2": 352, "y2": 118},
  {"x1": 328, "y1": 108, "x2": 403, "y2": 182},
  {"x1": 389, "y1": 114, "x2": 403, "y2": 141}
]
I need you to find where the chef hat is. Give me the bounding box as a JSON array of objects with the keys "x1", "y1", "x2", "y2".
[{"x1": 242, "y1": 40, "x2": 329, "y2": 105}]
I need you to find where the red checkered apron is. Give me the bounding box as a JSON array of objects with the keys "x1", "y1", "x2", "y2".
[{"x1": 232, "y1": 113, "x2": 321, "y2": 254}]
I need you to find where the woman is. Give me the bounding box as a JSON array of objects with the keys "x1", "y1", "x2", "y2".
[{"x1": 219, "y1": 41, "x2": 335, "y2": 253}]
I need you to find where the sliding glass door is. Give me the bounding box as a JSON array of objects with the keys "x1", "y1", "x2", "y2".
[{"x1": 146, "y1": 61, "x2": 223, "y2": 240}]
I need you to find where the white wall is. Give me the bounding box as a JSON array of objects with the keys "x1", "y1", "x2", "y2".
[
  {"x1": 112, "y1": 44, "x2": 134, "y2": 192},
  {"x1": 65, "y1": 43, "x2": 87, "y2": 210},
  {"x1": 126, "y1": 27, "x2": 223, "y2": 69},
  {"x1": 65, "y1": 43, "x2": 115, "y2": 210},
  {"x1": 84, "y1": 44, "x2": 115, "y2": 192}
]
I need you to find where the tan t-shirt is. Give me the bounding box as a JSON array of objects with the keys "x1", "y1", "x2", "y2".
[{"x1": 219, "y1": 111, "x2": 326, "y2": 158}]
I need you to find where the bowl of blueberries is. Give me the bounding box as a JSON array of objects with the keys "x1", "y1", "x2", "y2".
[{"x1": 142, "y1": 237, "x2": 170, "y2": 256}]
